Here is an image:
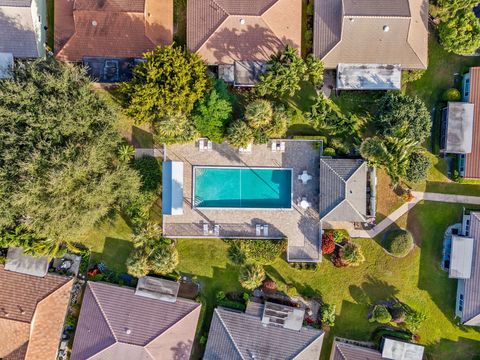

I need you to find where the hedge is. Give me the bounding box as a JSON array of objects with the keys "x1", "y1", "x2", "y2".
[{"x1": 383, "y1": 229, "x2": 414, "y2": 257}]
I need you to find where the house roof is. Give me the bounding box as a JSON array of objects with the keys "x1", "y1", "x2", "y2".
[
  {"x1": 4, "y1": 247, "x2": 50, "y2": 277},
  {"x1": 336, "y1": 63, "x2": 402, "y2": 90},
  {"x1": 319, "y1": 158, "x2": 367, "y2": 222},
  {"x1": 381, "y1": 338, "x2": 424, "y2": 360},
  {"x1": 70, "y1": 281, "x2": 201, "y2": 360},
  {"x1": 465, "y1": 67, "x2": 480, "y2": 178},
  {"x1": 329, "y1": 338, "x2": 383, "y2": 360},
  {"x1": 54, "y1": 0, "x2": 173, "y2": 62},
  {"x1": 461, "y1": 212, "x2": 480, "y2": 324},
  {"x1": 449, "y1": 235, "x2": 474, "y2": 279},
  {"x1": 0, "y1": 3, "x2": 39, "y2": 58},
  {"x1": 445, "y1": 102, "x2": 474, "y2": 154},
  {"x1": 204, "y1": 306, "x2": 324, "y2": 360},
  {"x1": 313, "y1": 0, "x2": 428, "y2": 69},
  {"x1": 0, "y1": 264, "x2": 73, "y2": 360},
  {"x1": 187, "y1": 0, "x2": 301, "y2": 64}
]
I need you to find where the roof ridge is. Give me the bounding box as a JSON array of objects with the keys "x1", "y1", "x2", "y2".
[
  {"x1": 320, "y1": 158, "x2": 347, "y2": 183},
  {"x1": 405, "y1": 18, "x2": 428, "y2": 68},
  {"x1": 344, "y1": 199, "x2": 367, "y2": 221},
  {"x1": 194, "y1": 1, "x2": 229, "y2": 53},
  {"x1": 145, "y1": 302, "x2": 200, "y2": 347},
  {"x1": 259, "y1": 0, "x2": 279, "y2": 16},
  {"x1": 344, "y1": 160, "x2": 365, "y2": 184},
  {"x1": 88, "y1": 282, "x2": 118, "y2": 342},
  {"x1": 215, "y1": 308, "x2": 246, "y2": 360},
  {"x1": 292, "y1": 330, "x2": 324, "y2": 359}
]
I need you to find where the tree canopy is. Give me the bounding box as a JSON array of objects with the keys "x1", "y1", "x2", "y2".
[
  {"x1": 120, "y1": 45, "x2": 209, "y2": 142},
  {"x1": 375, "y1": 92, "x2": 431, "y2": 144},
  {"x1": 0, "y1": 60, "x2": 141, "y2": 247},
  {"x1": 438, "y1": 9, "x2": 480, "y2": 55},
  {"x1": 256, "y1": 46, "x2": 324, "y2": 97}
]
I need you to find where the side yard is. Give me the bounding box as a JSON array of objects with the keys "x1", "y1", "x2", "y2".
[{"x1": 176, "y1": 202, "x2": 480, "y2": 359}]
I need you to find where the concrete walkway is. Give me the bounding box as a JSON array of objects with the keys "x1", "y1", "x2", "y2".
[{"x1": 347, "y1": 191, "x2": 480, "y2": 239}]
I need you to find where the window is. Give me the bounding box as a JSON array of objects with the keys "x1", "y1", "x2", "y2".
[
  {"x1": 459, "y1": 305, "x2": 463, "y2": 312},
  {"x1": 38, "y1": 16, "x2": 41, "y2": 22},
  {"x1": 460, "y1": 294, "x2": 464, "y2": 300}
]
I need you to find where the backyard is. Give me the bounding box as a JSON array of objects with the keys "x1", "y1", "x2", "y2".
[{"x1": 176, "y1": 201, "x2": 480, "y2": 359}]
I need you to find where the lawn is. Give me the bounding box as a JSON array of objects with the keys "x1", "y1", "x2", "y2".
[
  {"x1": 77, "y1": 213, "x2": 134, "y2": 273},
  {"x1": 376, "y1": 169, "x2": 405, "y2": 223},
  {"x1": 176, "y1": 202, "x2": 480, "y2": 359}
]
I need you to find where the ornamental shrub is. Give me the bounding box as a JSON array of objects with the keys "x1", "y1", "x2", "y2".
[
  {"x1": 228, "y1": 239, "x2": 287, "y2": 265},
  {"x1": 239, "y1": 263, "x2": 265, "y2": 290},
  {"x1": 320, "y1": 304, "x2": 336, "y2": 327},
  {"x1": 323, "y1": 147, "x2": 336, "y2": 157},
  {"x1": 321, "y1": 232, "x2": 336, "y2": 254},
  {"x1": 340, "y1": 242, "x2": 365, "y2": 266},
  {"x1": 369, "y1": 305, "x2": 392, "y2": 324},
  {"x1": 383, "y1": 229, "x2": 414, "y2": 257},
  {"x1": 442, "y1": 88, "x2": 461, "y2": 102}
]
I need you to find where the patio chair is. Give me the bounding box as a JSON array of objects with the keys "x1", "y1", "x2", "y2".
[
  {"x1": 256, "y1": 224, "x2": 261, "y2": 236},
  {"x1": 214, "y1": 224, "x2": 220, "y2": 236},
  {"x1": 279, "y1": 141, "x2": 286, "y2": 152},
  {"x1": 207, "y1": 140, "x2": 213, "y2": 151},
  {"x1": 203, "y1": 223, "x2": 209, "y2": 235},
  {"x1": 271, "y1": 141, "x2": 277, "y2": 152},
  {"x1": 239, "y1": 143, "x2": 252, "y2": 153},
  {"x1": 198, "y1": 139, "x2": 205, "y2": 151},
  {"x1": 263, "y1": 224, "x2": 269, "y2": 236}
]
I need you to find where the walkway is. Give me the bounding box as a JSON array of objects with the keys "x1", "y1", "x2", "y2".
[{"x1": 346, "y1": 191, "x2": 480, "y2": 239}]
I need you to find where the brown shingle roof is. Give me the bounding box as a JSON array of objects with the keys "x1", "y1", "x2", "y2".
[
  {"x1": 0, "y1": 265, "x2": 73, "y2": 360},
  {"x1": 54, "y1": 0, "x2": 173, "y2": 62},
  {"x1": 187, "y1": 0, "x2": 301, "y2": 64},
  {"x1": 71, "y1": 281, "x2": 201, "y2": 360},
  {"x1": 465, "y1": 67, "x2": 480, "y2": 179},
  {"x1": 314, "y1": 0, "x2": 428, "y2": 69}
]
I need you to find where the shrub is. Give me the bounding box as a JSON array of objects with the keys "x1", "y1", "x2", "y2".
[
  {"x1": 289, "y1": 262, "x2": 318, "y2": 271},
  {"x1": 333, "y1": 230, "x2": 346, "y2": 244},
  {"x1": 438, "y1": 10, "x2": 480, "y2": 55},
  {"x1": 262, "y1": 279, "x2": 278, "y2": 294},
  {"x1": 286, "y1": 286, "x2": 299, "y2": 297},
  {"x1": 226, "y1": 120, "x2": 254, "y2": 148},
  {"x1": 321, "y1": 232, "x2": 336, "y2": 254},
  {"x1": 320, "y1": 304, "x2": 336, "y2": 327},
  {"x1": 406, "y1": 151, "x2": 431, "y2": 183},
  {"x1": 216, "y1": 291, "x2": 226, "y2": 302},
  {"x1": 383, "y1": 229, "x2": 414, "y2": 257},
  {"x1": 442, "y1": 88, "x2": 462, "y2": 102},
  {"x1": 217, "y1": 298, "x2": 246, "y2": 311},
  {"x1": 390, "y1": 303, "x2": 407, "y2": 323},
  {"x1": 402, "y1": 70, "x2": 425, "y2": 84},
  {"x1": 323, "y1": 147, "x2": 336, "y2": 157},
  {"x1": 369, "y1": 305, "x2": 392, "y2": 324},
  {"x1": 133, "y1": 156, "x2": 162, "y2": 193},
  {"x1": 404, "y1": 308, "x2": 427, "y2": 332},
  {"x1": 245, "y1": 99, "x2": 273, "y2": 129},
  {"x1": 227, "y1": 242, "x2": 247, "y2": 265},
  {"x1": 239, "y1": 263, "x2": 265, "y2": 290},
  {"x1": 340, "y1": 242, "x2": 365, "y2": 266},
  {"x1": 228, "y1": 239, "x2": 287, "y2": 265}
]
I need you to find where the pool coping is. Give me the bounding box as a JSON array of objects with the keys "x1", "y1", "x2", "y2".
[{"x1": 192, "y1": 165, "x2": 294, "y2": 211}]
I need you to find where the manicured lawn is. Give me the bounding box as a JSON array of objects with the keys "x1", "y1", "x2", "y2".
[
  {"x1": 376, "y1": 169, "x2": 405, "y2": 223},
  {"x1": 78, "y1": 214, "x2": 134, "y2": 273},
  {"x1": 177, "y1": 202, "x2": 480, "y2": 359}
]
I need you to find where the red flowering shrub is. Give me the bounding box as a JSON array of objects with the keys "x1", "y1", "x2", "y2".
[
  {"x1": 262, "y1": 279, "x2": 278, "y2": 294},
  {"x1": 321, "y1": 233, "x2": 336, "y2": 254}
]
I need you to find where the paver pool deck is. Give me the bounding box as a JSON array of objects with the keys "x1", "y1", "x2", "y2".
[{"x1": 163, "y1": 141, "x2": 322, "y2": 261}]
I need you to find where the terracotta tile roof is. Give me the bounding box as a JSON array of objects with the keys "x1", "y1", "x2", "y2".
[
  {"x1": 187, "y1": 0, "x2": 301, "y2": 64},
  {"x1": 314, "y1": 0, "x2": 428, "y2": 69},
  {"x1": 54, "y1": 0, "x2": 173, "y2": 62},
  {"x1": 0, "y1": 265, "x2": 73, "y2": 360},
  {"x1": 465, "y1": 67, "x2": 480, "y2": 179},
  {"x1": 71, "y1": 281, "x2": 201, "y2": 360}
]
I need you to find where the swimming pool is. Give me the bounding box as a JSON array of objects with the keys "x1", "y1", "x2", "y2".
[{"x1": 193, "y1": 166, "x2": 292, "y2": 209}]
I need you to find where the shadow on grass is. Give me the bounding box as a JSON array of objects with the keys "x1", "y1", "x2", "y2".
[
  {"x1": 286, "y1": 123, "x2": 321, "y2": 136},
  {"x1": 132, "y1": 125, "x2": 154, "y2": 148},
  {"x1": 349, "y1": 276, "x2": 399, "y2": 305},
  {"x1": 426, "y1": 336, "x2": 480, "y2": 360},
  {"x1": 90, "y1": 237, "x2": 133, "y2": 272}
]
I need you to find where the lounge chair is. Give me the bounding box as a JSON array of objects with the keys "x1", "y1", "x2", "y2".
[
  {"x1": 203, "y1": 223, "x2": 209, "y2": 235},
  {"x1": 279, "y1": 141, "x2": 285, "y2": 152},
  {"x1": 271, "y1": 141, "x2": 277, "y2": 152},
  {"x1": 198, "y1": 139, "x2": 205, "y2": 151},
  {"x1": 239, "y1": 143, "x2": 252, "y2": 153},
  {"x1": 214, "y1": 224, "x2": 220, "y2": 236},
  {"x1": 207, "y1": 141, "x2": 213, "y2": 151},
  {"x1": 256, "y1": 224, "x2": 261, "y2": 236},
  {"x1": 263, "y1": 224, "x2": 269, "y2": 236}
]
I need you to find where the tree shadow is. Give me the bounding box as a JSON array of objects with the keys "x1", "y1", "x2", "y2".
[
  {"x1": 90, "y1": 237, "x2": 133, "y2": 272},
  {"x1": 349, "y1": 276, "x2": 399, "y2": 305},
  {"x1": 132, "y1": 125, "x2": 154, "y2": 148},
  {"x1": 426, "y1": 337, "x2": 480, "y2": 360}
]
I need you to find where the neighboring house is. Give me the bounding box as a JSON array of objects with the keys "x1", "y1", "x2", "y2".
[
  {"x1": 187, "y1": 0, "x2": 301, "y2": 86},
  {"x1": 70, "y1": 278, "x2": 201, "y2": 360},
  {"x1": 452, "y1": 211, "x2": 480, "y2": 326},
  {"x1": 314, "y1": 0, "x2": 428, "y2": 90},
  {"x1": 0, "y1": 263, "x2": 73, "y2": 360},
  {"x1": 330, "y1": 337, "x2": 425, "y2": 360},
  {"x1": 54, "y1": 0, "x2": 173, "y2": 82},
  {"x1": 0, "y1": 0, "x2": 47, "y2": 58},
  {"x1": 447, "y1": 67, "x2": 480, "y2": 179},
  {"x1": 319, "y1": 158, "x2": 375, "y2": 228},
  {"x1": 204, "y1": 301, "x2": 324, "y2": 359}
]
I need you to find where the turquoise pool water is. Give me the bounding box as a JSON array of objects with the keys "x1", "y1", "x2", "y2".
[{"x1": 193, "y1": 167, "x2": 292, "y2": 208}]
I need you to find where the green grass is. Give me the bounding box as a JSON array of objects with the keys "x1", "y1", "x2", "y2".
[
  {"x1": 176, "y1": 202, "x2": 480, "y2": 359},
  {"x1": 78, "y1": 214, "x2": 134, "y2": 272}
]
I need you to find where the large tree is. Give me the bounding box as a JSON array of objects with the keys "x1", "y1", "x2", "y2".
[
  {"x1": 375, "y1": 92, "x2": 431, "y2": 143},
  {"x1": 120, "y1": 45, "x2": 208, "y2": 141},
  {"x1": 438, "y1": 9, "x2": 480, "y2": 55},
  {"x1": 0, "y1": 60, "x2": 141, "y2": 247}
]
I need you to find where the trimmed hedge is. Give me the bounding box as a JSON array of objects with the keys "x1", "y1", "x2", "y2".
[{"x1": 383, "y1": 229, "x2": 414, "y2": 257}]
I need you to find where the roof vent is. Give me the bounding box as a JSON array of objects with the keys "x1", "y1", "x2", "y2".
[
  {"x1": 125, "y1": 329, "x2": 132, "y2": 335},
  {"x1": 383, "y1": 25, "x2": 390, "y2": 32},
  {"x1": 240, "y1": 18, "x2": 246, "y2": 25},
  {"x1": 92, "y1": 20, "x2": 98, "y2": 27},
  {"x1": 349, "y1": 17, "x2": 354, "y2": 22}
]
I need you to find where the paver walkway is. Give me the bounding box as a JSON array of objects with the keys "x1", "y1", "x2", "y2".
[{"x1": 347, "y1": 191, "x2": 480, "y2": 238}]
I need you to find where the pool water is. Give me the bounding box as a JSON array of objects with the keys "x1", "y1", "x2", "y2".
[{"x1": 193, "y1": 167, "x2": 292, "y2": 209}]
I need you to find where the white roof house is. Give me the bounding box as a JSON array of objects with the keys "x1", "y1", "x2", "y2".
[
  {"x1": 381, "y1": 338, "x2": 425, "y2": 360},
  {"x1": 337, "y1": 63, "x2": 402, "y2": 90},
  {"x1": 443, "y1": 102, "x2": 474, "y2": 154},
  {"x1": 449, "y1": 235, "x2": 474, "y2": 279}
]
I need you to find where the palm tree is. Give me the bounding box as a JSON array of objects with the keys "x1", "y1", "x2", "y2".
[
  {"x1": 245, "y1": 100, "x2": 273, "y2": 129},
  {"x1": 341, "y1": 243, "x2": 365, "y2": 267},
  {"x1": 239, "y1": 263, "x2": 265, "y2": 290},
  {"x1": 118, "y1": 144, "x2": 136, "y2": 162},
  {"x1": 226, "y1": 120, "x2": 254, "y2": 148}
]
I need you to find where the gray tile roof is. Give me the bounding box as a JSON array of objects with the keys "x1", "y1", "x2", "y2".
[
  {"x1": 71, "y1": 281, "x2": 201, "y2": 360},
  {"x1": 319, "y1": 158, "x2": 367, "y2": 222},
  {"x1": 342, "y1": 0, "x2": 411, "y2": 17},
  {"x1": 462, "y1": 212, "x2": 480, "y2": 325},
  {"x1": 0, "y1": 0, "x2": 31, "y2": 6},
  {"x1": 0, "y1": 4, "x2": 39, "y2": 58},
  {"x1": 330, "y1": 338, "x2": 383, "y2": 360},
  {"x1": 204, "y1": 307, "x2": 324, "y2": 360}
]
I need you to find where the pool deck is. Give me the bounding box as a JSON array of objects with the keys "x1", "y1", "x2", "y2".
[{"x1": 163, "y1": 140, "x2": 322, "y2": 262}]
